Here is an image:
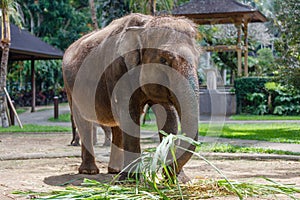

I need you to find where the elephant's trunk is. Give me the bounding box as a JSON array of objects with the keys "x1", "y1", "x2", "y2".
[{"x1": 171, "y1": 73, "x2": 199, "y2": 174}]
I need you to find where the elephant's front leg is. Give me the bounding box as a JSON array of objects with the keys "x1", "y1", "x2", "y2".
[
  {"x1": 119, "y1": 110, "x2": 141, "y2": 180},
  {"x1": 108, "y1": 126, "x2": 123, "y2": 173},
  {"x1": 73, "y1": 107, "x2": 99, "y2": 174}
]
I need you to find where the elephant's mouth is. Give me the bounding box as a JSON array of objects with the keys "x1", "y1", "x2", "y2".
[{"x1": 141, "y1": 84, "x2": 171, "y2": 104}]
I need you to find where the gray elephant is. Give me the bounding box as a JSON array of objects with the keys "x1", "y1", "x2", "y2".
[{"x1": 62, "y1": 13, "x2": 200, "y2": 178}]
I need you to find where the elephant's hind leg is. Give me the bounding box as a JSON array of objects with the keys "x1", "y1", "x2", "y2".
[{"x1": 73, "y1": 107, "x2": 99, "y2": 174}]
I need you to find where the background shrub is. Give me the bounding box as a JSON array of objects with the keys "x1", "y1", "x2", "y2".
[
  {"x1": 234, "y1": 77, "x2": 270, "y2": 114},
  {"x1": 235, "y1": 77, "x2": 300, "y2": 115}
]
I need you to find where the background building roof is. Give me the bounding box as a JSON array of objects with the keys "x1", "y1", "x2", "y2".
[
  {"x1": 0, "y1": 24, "x2": 64, "y2": 61},
  {"x1": 172, "y1": 0, "x2": 268, "y2": 24}
]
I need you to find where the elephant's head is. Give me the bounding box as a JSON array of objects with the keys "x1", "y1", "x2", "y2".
[{"x1": 121, "y1": 18, "x2": 200, "y2": 174}]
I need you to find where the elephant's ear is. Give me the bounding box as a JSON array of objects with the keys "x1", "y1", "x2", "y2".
[{"x1": 117, "y1": 27, "x2": 145, "y2": 71}]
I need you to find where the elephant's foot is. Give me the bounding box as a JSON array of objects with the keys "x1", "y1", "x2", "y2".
[
  {"x1": 107, "y1": 166, "x2": 121, "y2": 174},
  {"x1": 79, "y1": 162, "x2": 99, "y2": 174},
  {"x1": 118, "y1": 172, "x2": 139, "y2": 182},
  {"x1": 70, "y1": 137, "x2": 80, "y2": 146},
  {"x1": 71, "y1": 141, "x2": 80, "y2": 146},
  {"x1": 177, "y1": 170, "x2": 191, "y2": 183}
]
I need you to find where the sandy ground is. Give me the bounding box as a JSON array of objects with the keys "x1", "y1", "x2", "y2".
[{"x1": 0, "y1": 132, "x2": 299, "y2": 200}]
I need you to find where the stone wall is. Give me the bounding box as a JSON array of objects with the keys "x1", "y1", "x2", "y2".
[{"x1": 199, "y1": 90, "x2": 236, "y2": 116}]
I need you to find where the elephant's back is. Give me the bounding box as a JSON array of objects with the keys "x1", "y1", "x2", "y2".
[{"x1": 62, "y1": 13, "x2": 153, "y2": 91}]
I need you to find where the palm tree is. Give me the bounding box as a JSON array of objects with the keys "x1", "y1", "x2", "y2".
[
  {"x1": 89, "y1": 0, "x2": 99, "y2": 30},
  {"x1": 0, "y1": 0, "x2": 22, "y2": 127},
  {"x1": 128, "y1": 0, "x2": 175, "y2": 15},
  {"x1": 150, "y1": 0, "x2": 156, "y2": 15}
]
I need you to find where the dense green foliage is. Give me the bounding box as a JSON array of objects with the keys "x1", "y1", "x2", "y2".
[
  {"x1": 234, "y1": 77, "x2": 300, "y2": 115},
  {"x1": 19, "y1": 0, "x2": 92, "y2": 50},
  {"x1": 272, "y1": 0, "x2": 300, "y2": 90},
  {"x1": 98, "y1": 0, "x2": 129, "y2": 27},
  {"x1": 234, "y1": 77, "x2": 270, "y2": 114}
]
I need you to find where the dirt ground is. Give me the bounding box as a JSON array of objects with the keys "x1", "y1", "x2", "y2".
[{"x1": 0, "y1": 132, "x2": 299, "y2": 200}]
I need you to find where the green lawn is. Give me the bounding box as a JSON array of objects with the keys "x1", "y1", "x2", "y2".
[
  {"x1": 16, "y1": 108, "x2": 29, "y2": 114},
  {"x1": 197, "y1": 143, "x2": 300, "y2": 156},
  {"x1": 230, "y1": 115, "x2": 300, "y2": 120},
  {"x1": 48, "y1": 113, "x2": 71, "y2": 122},
  {"x1": 199, "y1": 123, "x2": 300, "y2": 144},
  {"x1": 141, "y1": 123, "x2": 300, "y2": 144},
  {"x1": 0, "y1": 124, "x2": 71, "y2": 132},
  {"x1": 49, "y1": 112, "x2": 300, "y2": 123}
]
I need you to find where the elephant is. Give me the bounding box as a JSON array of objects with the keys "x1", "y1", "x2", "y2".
[{"x1": 62, "y1": 13, "x2": 200, "y2": 178}]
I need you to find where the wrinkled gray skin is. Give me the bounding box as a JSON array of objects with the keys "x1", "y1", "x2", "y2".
[
  {"x1": 62, "y1": 13, "x2": 199, "y2": 178},
  {"x1": 70, "y1": 115, "x2": 111, "y2": 147}
]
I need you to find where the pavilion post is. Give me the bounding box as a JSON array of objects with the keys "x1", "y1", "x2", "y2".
[
  {"x1": 236, "y1": 22, "x2": 242, "y2": 77},
  {"x1": 31, "y1": 58, "x2": 36, "y2": 112},
  {"x1": 243, "y1": 20, "x2": 249, "y2": 77}
]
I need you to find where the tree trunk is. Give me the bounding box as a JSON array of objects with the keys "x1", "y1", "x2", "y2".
[
  {"x1": 89, "y1": 0, "x2": 98, "y2": 30},
  {"x1": 150, "y1": 0, "x2": 156, "y2": 15},
  {"x1": 0, "y1": 9, "x2": 11, "y2": 127}
]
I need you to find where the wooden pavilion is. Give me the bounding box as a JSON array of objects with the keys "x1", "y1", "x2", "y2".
[
  {"x1": 0, "y1": 24, "x2": 64, "y2": 112},
  {"x1": 172, "y1": 0, "x2": 268, "y2": 77}
]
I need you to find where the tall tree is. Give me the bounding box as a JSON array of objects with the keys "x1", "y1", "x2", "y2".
[
  {"x1": 274, "y1": 0, "x2": 300, "y2": 90},
  {"x1": 128, "y1": 0, "x2": 177, "y2": 15},
  {"x1": 0, "y1": 0, "x2": 22, "y2": 127},
  {"x1": 89, "y1": 0, "x2": 99, "y2": 30},
  {"x1": 150, "y1": 0, "x2": 156, "y2": 15}
]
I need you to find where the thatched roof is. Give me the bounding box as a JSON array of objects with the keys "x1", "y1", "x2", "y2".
[
  {"x1": 172, "y1": 0, "x2": 267, "y2": 24},
  {"x1": 0, "y1": 24, "x2": 64, "y2": 61}
]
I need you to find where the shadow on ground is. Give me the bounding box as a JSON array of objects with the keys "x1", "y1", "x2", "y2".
[{"x1": 44, "y1": 173, "x2": 114, "y2": 187}]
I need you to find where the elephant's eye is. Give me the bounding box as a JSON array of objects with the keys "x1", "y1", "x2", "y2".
[{"x1": 159, "y1": 57, "x2": 168, "y2": 65}]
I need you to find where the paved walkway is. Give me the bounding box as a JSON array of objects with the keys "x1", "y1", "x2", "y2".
[
  {"x1": 17, "y1": 104, "x2": 300, "y2": 154},
  {"x1": 18, "y1": 104, "x2": 71, "y2": 127}
]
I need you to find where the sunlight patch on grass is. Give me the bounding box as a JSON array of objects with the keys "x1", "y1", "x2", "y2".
[
  {"x1": 141, "y1": 123, "x2": 300, "y2": 144},
  {"x1": 199, "y1": 123, "x2": 300, "y2": 144},
  {"x1": 16, "y1": 108, "x2": 28, "y2": 114},
  {"x1": 0, "y1": 124, "x2": 71, "y2": 132},
  {"x1": 48, "y1": 113, "x2": 71, "y2": 122},
  {"x1": 230, "y1": 115, "x2": 300, "y2": 120},
  {"x1": 197, "y1": 143, "x2": 300, "y2": 156}
]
